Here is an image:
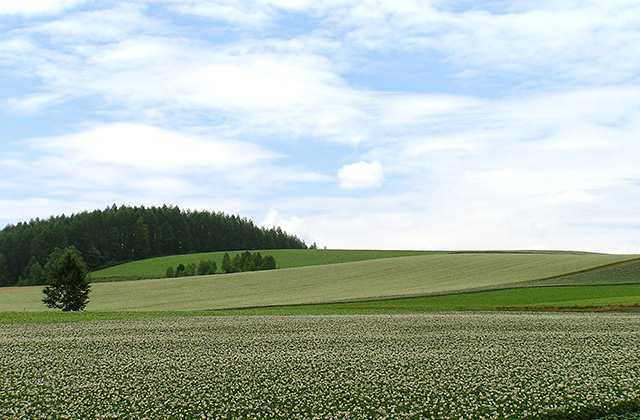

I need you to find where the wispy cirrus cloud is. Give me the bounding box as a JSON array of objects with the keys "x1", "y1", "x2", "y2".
[
  {"x1": 0, "y1": 0, "x2": 88, "y2": 16},
  {"x1": 1, "y1": 123, "x2": 328, "y2": 204}
]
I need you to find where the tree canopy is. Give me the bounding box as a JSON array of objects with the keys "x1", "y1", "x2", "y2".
[
  {"x1": 0, "y1": 204, "x2": 307, "y2": 287},
  {"x1": 42, "y1": 247, "x2": 90, "y2": 311}
]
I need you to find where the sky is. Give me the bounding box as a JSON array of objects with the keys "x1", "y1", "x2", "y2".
[{"x1": 1, "y1": 0, "x2": 639, "y2": 253}]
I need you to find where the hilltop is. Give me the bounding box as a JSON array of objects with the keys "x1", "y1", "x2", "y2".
[{"x1": 0, "y1": 204, "x2": 306, "y2": 287}]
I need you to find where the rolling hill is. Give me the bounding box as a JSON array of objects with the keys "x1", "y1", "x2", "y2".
[
  {"x1": 90, "y1": 249, "x2": 439, "y2": 281},
  {"x1": 2, "y1": 250, "x2": 639, "y2": 315}
]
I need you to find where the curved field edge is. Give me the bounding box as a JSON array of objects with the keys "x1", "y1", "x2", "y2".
[
  {"x1": 4, "y1": 253, "x2": 640, "y2": 312},
  {"x1": 2, "y1": 284, "x2": 640, "y2": 324},
  {"x1": 90, "y1": 249, "x2": 442, "y2": 281},
  {"x1": 89, "y1": 249, "x2": 631, "y2": 283},
  {"x1": 1, "y1": 253, "x2": 638, "y2": 314}
]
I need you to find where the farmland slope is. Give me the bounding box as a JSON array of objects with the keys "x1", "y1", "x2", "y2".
[
  {"x1": 1, "y1": 252, "x2": 637, "y2": 312},
  {"x1": 90, "y1": 249, "x2": 440, "y2": 281}
]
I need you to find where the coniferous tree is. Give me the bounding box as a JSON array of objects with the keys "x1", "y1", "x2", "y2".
[
  {"x1": 0, "y1": 253, "x2": 9, "y2": 287},
  {"x1": 132, "y1": 216, "x2": 151, "y2": 260},
  {"x1": 231, "y1": 254, "x2": 242, "y2": 273},
  {"x1": 184, "y1": 262, "x2": 196, "y2": 277},
  {"x1": 221, "y1": 253, "x2": 232, "y2": 273},
  {"x1": 0, "y1": 204, "x2": 306, "y2": 287},
  {"x1": 18, "y1": 257, "x2": 46, "y2": 286},
  {"x1": 44, "y1": 247, "x2": 64, "y2": 279},
  {"x1": 175, "y1": 264, "x2": 186, "y2": 277},
  {"x1": 261, "y1": 255, "x2": 276, "y2": 270},
  {"x1": 253, "y1": 252, "x2": 263, "y2": 271},
  {"x1": 197, "y1": 260, "x2": 217, "y2": 275},
  {"x1": 42, "y1": 248, "x2": 90, "y2": 311}
]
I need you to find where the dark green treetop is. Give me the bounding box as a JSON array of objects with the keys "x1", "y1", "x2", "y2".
[{"x1": 42, "y1": 247, "x2": 91, "y2": 311}]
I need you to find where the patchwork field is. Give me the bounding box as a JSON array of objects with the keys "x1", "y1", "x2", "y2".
[
  {"x1": 1, "y1": 252, "x2": 638, "y2": 313},
  {"x1": 3, "y1": 250, "x2": 640, "y2": 419},
  {"x1": 2, "y1": 313, "x2": 639, "y2": 419},
  {"x1": 90, "y1": 249, "x2": 440, "y2": 281}
]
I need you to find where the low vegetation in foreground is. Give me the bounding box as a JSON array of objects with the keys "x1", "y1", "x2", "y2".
[{"x1": 2, "y1": 313, "x2": 639, "y2": 419}]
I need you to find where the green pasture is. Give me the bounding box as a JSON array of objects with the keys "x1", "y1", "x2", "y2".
[
  {"x1": 1, "y1": 252, "x2": 637, "y2": 316},
  {"x1": 90, "y1": 249, "x2": 439, "y2": 281},
  {"x1": 3, "y1": 283, "x2": 639, "y2": 324}
]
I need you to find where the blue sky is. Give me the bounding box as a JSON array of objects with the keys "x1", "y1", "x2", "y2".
[{"x1": 1, "y1": 0, "x2": 640, "y2": 252}]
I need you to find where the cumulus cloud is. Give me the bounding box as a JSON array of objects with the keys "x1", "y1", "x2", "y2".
[
  {"x1": 338, "y1": 161, "x2": 383, "y2": 189},
  {"x1": 260, "y1": 209, "x2": 308, "y2": 240}
]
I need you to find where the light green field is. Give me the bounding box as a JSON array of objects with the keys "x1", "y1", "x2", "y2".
[
  {"x1": 90, "y1": 249, "x2": 439, "y2": 281},
  {"x1": 2, "y1": 252, "x2": 637, "y2": 314},
  {"x1": 4, "y1": 284, "x2": 640, "y2": 324}
]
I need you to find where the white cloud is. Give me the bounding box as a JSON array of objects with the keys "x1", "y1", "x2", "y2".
[
  {"x1": 5, "y1": 93, "x2": 65, "y2": 113},
  {"x1": 31, "y1": 4, "x2": 160, "y2": 43},
  {"x1": 260, "y1": 209, "x2": 308, "y2": 239},
  {"x1": 0, "y1": 123, "x2": 330, "y2": 212},
  {"x1": 2, "y1": 1, "x2": 640, "y2": 252},
  {"x1": 26, "y1": 123, "x2": 278, "y2": 173},
  {"x1": 338, "y1": 161, "x2": 383, "y2": 189},
  {"x1": 0, "y1": 0, "x2": 87, "y2": 15}
]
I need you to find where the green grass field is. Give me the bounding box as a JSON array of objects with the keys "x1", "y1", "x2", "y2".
[
  {"x1": 4, "y1": 284, "x2": 639, "y2": 324},
  {"x1": 2, "y1": 251, "x2": 638, "y2": 319},
  {"x1": 90, "y1": 249, "x2": 440, "y2": 281}
]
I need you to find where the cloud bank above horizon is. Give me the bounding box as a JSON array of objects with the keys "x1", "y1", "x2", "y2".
[{"x1": 1, "y1": 0, "x2": 640, "y2": 253}]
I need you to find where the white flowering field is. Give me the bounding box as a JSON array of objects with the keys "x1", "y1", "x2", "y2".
[{"x1": 1, "y1": 313, "x2": 639, "y2": 419}]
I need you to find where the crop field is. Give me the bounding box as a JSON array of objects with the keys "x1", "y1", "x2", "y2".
[
  {"x1": 1, "y1": 313, "x2": 639, "y2": 419},
  {"x1": 2, "y1": 253, "x2": 637, "y2": 313},
  {"x1": 90, "y1": 249, "x2": 439, "y2": 281}
]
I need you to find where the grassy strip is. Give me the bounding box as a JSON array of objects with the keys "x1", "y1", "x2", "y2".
[
  {"x1": 5, "y1": 253, "x2": 636, "y2": 312},
  {"x1": 213, "y1": 284, "x2": 640, "y2": 314},
  {"x1": 523, "y1": 258, "x2": 640, "y2": 287},
  {"x1": 0, "y1": 311, "x2": 207, "y2": 324},
  {"x1": 3, "y1": 284, "x2": 640, "y2": 324}
]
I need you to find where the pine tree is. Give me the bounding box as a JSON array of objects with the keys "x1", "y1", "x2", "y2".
[
  {"x1": 261, "y1": 255, "x2": 276, "y2": 270},
  {"x1": 42, "y1": 248, "x2": 90, "y2": 311},
  {"x1": 221, "y1": 253, "x2": 232, "y2": 273},
  {"x1": 197, "y1": 260, "x2": 211, "y2": 275}
]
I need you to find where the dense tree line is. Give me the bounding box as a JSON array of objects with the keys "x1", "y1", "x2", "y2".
[
  {"x1": 0, "y1": 204, "x2": 307, "y2": 287},
  {"x1": 221, "y1": 251, "x2": 276, "y2": 273},
  {"x1": 165, "y1": 251, "x2": 277, "y2": 278}
]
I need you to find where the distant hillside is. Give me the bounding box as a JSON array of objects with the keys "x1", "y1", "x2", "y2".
[
  {"x1": 0, "y1": 205, "x2": 307, "y2": 287},
  {"x1": 91, "y1": 249, "x2": 440, "y2": 282},
  {"x1": 2, "y1": 251, "x2": 638, "y2": 313}
]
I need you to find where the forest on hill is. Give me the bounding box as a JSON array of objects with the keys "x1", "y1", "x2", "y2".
[{"x1": 0, "y1": 205, "x2": 307, "y2": 287}]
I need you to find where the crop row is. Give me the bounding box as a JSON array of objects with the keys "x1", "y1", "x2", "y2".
[{"x1": 1, "y1": 313, "x2": 639, "y2": 419}]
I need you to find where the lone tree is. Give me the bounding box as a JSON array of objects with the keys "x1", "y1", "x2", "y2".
[{"x1": 42, "y1": 248, "x2": 90, "y2": 311}]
